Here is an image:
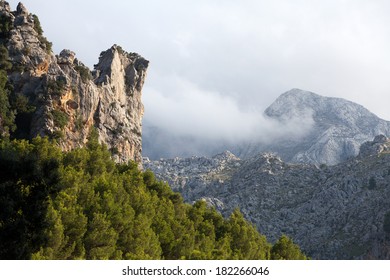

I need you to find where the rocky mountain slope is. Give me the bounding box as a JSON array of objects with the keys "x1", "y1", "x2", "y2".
[
  {"x1": 0, "y1": 2, "x2": 148, "y2": 163},
  {"x1": 234, "y1": 89, "x2": 390, "y2": 165},
  {"x1": 144, "y1": 135, "x2": 390, "y2": 259}
]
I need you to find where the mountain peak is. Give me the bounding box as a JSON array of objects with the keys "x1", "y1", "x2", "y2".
[
  {"x1": 265, "y1": 89, "x2": 321, "y2": 118},
  {"x1": 266, "y1": 89, "x2": 338, "y2": 115},
  {"x1": 244, "y1": 89, "x2": 390, "y2": 165},
  {"x1": 280, "y1": 88, "x2": 319, "y2": 98},
  {"x1": 265, "y1": 88, "x2": 380, "y2": 124},
  {"x1": 16, "y1": 2, "x2": 28, "y2": 16}
]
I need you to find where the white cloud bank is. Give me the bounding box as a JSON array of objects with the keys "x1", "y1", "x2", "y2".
[{"x1": 143, "y1": 75, "x2": 314, "y2": 144}]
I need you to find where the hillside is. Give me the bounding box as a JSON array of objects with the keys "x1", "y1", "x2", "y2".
[{"x1": 145, "y1": 135, "x2": 390, "y2": 259}]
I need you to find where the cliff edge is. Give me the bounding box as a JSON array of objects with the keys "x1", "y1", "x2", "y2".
[{"x1": 0, "y1": 1, "x2": 148, "y2": 163}]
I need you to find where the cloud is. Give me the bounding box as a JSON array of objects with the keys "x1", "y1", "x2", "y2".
[
  {"x1": 13, "y1": 0, "x2": 390, "y2": 120},
  {"x1": 8, "y1": 0, "x2": 390, "y2": 158},
  {"x1": 143, "y1": 75, "x2": 262, "y2": 142},
  {"x1": 142, "y1": 75, "x2": 315, "y2": 158}
]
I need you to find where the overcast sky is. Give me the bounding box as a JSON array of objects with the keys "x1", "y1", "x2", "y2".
[{"x1": 8, "y1": 0, "x2": 390, "y2": 151}]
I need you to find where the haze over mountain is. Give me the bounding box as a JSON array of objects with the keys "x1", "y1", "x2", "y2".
[
  {"x1": 234, "y1": 89, "x2": 390, "y2": 165},
  {"x1": 144, "y1": 89, "x2": 390, "y2": 165}
]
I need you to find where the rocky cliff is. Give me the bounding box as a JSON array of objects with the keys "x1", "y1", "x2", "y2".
[
  {"x1": 144, "y1": 136, "x2": 390, "y2": 259},
  {"x1": 0, "y1": 1, "x2": 148, "y2": 163}
]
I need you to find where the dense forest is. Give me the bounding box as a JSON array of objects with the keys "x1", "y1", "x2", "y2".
[{"x1": 0, "y1": 133, "x2": 307, "y2": 260}]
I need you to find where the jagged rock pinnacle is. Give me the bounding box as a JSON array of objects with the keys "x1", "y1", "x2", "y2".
[{"x1": 16, "y1": 2, "x2": 28, "y2": 15}]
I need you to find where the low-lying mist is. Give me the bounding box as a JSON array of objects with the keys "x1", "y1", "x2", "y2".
[{"x1": 142, "y1": 76, "x2": 314, "y2": 159}]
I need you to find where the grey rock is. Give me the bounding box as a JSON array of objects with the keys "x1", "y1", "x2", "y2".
[
  {"x1": 145, "y1": 136, "x2": 390, "y2": 259},
  {"x1": 359, "y1": 135, "x2": 390, "y2": 158},
  {"x1": 235, "y1": 89, "x2": 390, "y2": 165},
  {"x1": 0, "y1": 1, "x2": 10, "y2": 13},
  {"x1": 16, "y1": 2, "x2": 28, "y2": 16},
  {"x1": 57, "y1": 49, "x2": 75, "y2": 65},
  {"x1": 1, "y1": 3, "x2": 148, "y2": 164}
]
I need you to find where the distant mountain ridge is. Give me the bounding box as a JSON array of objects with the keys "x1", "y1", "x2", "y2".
[
  {"x1": 143, "y1": 89, "x2": 390, "y2": 166},
  {"x1": 234, "y1": 88, "x2": 390, "y2": 165}
]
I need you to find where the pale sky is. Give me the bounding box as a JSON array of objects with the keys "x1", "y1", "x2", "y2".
[{"x1": 8, "y1": 0, "x2": 390, "y2": 153}]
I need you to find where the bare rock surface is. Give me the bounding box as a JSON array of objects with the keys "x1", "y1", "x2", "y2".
[
  {"x1": 236, "y1": 89, "x2": 390, "y2": 165},
  {"x1": 1, "y1": 2, "x2": 148, "y2": 163}
]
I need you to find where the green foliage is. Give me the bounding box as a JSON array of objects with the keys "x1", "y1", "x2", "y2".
[
  {"x1": 32, "y1": 14, "x2": 43, "y2": 36},
  {"x1": 74, "y1": 116, "x2": 83, "y2": 131},
  {"x1": 49, "y1": 130, "x2": 65, "y2": 141},
  {"x1": 0, "y1": 137, "x2": 62, "y2": 258},
  {"x1": 51, "y1": 109, "x2": 69, "y2": 129},
  {"x1": 47, "y1": 78, "x2": 66, "y2": 96},
  {"x1": 0, "y1": 44, "x2": 30, "y2": 137},
  {"x1": 31, "y1": 14, "x2": 52, "y2": 54},
  {"x1": 0, "y1": 45, "x2": 12, "y2": 70},
  {"x1": 75, "y1": 65, "x2": 92, "y2": 83},
  {"x1": 11, "y1": 63, "x2": 26, "y2": 73},
  {"x1": 13, "y1": 94, "x2": 35, "y2": 114},
  {"x1": 271, "y1": 235, "x2": 307, "y2": 260},
  {"x1": 11, "y1": 94, "x2": 36, "y2": 140},
  {"x1": 226, "y1": 208, "x2": 271, "y2": 259},
  {"x1": 0, "y1": 45, "x2": 14, "y2": 135},
  {"x1": 0, "y1": 137, "x2": 307, "y2": 260},
  {"x1": 42, "y1": 38, "x2": 52, "y2": 54},
  {"x1": 0, "y1": 14, "x2": 12, "y2": 39},
  {"x1": 0, "y1": 69, "x2": 15, "y2": 135}
]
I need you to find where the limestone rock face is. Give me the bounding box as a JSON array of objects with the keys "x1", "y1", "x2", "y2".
[
  {"x1": 1, "y1": 2, "x2": 148, "y2": 164},
  {"x1": 93, "y1": 46, "x2": 148, "y2": 163}
]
